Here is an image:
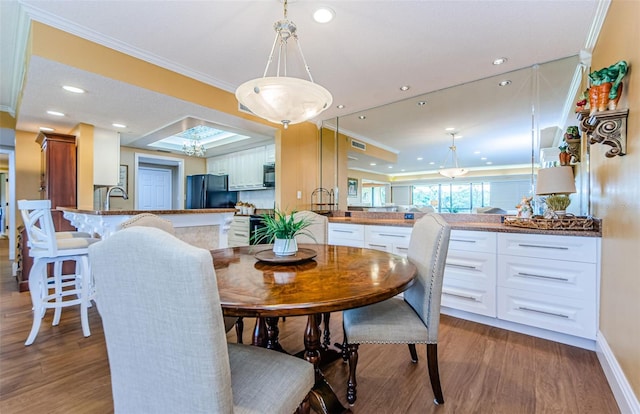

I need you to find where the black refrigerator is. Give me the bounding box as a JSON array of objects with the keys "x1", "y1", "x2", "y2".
[{"x1": 186, "y1": 174, "x2": 238, "y2": 209}]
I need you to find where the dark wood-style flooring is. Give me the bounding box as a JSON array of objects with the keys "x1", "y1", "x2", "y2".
[{"x1": 0, "y1": 238, "x2": 619, "y2": 413}]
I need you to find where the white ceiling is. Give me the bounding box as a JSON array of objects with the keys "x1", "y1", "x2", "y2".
[{"x1": 1, "y1": 0, "x2": 604, "y2": 175}]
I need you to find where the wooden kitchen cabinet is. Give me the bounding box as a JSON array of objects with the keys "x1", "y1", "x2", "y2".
[{"x1": 17, "y1": 132, "x2": 78, "y2": 291}]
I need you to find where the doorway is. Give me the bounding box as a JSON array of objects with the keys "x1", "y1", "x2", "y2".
[
  {"x1": 134, "y1": 153, "x2": 184, "y2": 210},
  {"x1": 0, "y1": 149, "x2": 15, "y2": 261}
]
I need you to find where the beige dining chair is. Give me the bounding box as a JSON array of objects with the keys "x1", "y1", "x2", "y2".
[
  {"x1": 341, "y1": 213, "x2": 451, "y2": 406},
  {"x1": 116, "y1": 213, "x2": 240, "y2": 335},
  {"x1": 89, "y1": 226, "x2": 314, "y2": 413}
]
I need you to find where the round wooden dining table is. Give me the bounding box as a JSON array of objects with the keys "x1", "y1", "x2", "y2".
[{"x1": 211, "y1": 244, "x2": 417, "y2": 414}]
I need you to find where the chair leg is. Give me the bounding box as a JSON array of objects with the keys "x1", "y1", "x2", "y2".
[
  {"x1": 340, "y1": 335, "x2": 349, "y2": 362},
  {"x1": 408, "y1": 343, "x2": 418, "y2": 362},
  {"x1": 322, "y1": 312, "x2": 331, "y2": 349},
  {"x1": 78, "y1": 256, "x2": 91, "y2": 338},
  {"x1": 235, "y1": 317, "x2": 244, "y2": 344},
  {"x1": 346, "y1": 343, "x2": 359, "y2": 405},
  {"x1": 427, "y1": 343, "x2": 444, "y2": 405},
  {"x1": 52, "y1": 261, "x2": 63, "y2": 326},
  {"x1": 25, "y1": 261, "x2": 46, "y2": 346},
  {"x1": 294, "y1": 394, "x2": 311, "y2": 414}
]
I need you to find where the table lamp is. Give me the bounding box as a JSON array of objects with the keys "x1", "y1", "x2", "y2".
[{"x1": 535, "y1": 166, "x2": 576, "y2": 217}]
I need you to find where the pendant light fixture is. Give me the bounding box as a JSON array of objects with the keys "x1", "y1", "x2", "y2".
[
  {"x1": 235, "y1": 0, "x2": 332, "y2": 129},
  {"x1": 439, "y1": 132, "x2": 468, "y2": 178}
]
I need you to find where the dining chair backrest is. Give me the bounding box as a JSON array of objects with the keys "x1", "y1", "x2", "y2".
[
  {"x1": 291, "y1": 210, "x2": 327, "y2": 244},
  {"x1": 18, "y1": 199, "x2": 58, "y2": 256},
  {"x1": 89, "y1": 226, "x2": 234, "y2": 412},
  {"x1": 404, "y1": 213, "x2": 451, "y2": 342},
  {"x1": 117, "y1": 213, "x2": 176, "y2": 235}
]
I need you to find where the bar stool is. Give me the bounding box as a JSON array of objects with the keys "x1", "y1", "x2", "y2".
[{"x1": 18, "y1": 200, "x2": 100, "y2": 345}]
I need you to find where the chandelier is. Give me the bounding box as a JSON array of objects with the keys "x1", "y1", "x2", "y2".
[
  {"x1": 235, "y1": 0, "x2": 332, "y2": 129},
  {"x1": 182, "y1": 138, "x2": 205, "y2": 157},
  {"x1": 180, "y1": 126, "x2": 211, "y2": 157},
  {"x1": 439, "y1": 132, "x2": 468, "y2": 178}
]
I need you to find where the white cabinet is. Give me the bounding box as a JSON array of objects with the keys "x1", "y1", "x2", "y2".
[
  {"x1": 206, "y1": 155, "x2": 229, "y2": 175},
  {"x1": 228, "y1": 147, "x2": 266, "y2": 191},
  {"x1": 328, "y1": 223, "x2": 365, "y2": 247},
  {"x1": 442, "y1": 230, "x2": 497, "y2": 317},
  {"x1": 364, "y1": 225, "x2": 412, "y2": 256},
  {"x1": 497, "y1": 233, "x2": 599, "y2": 339},
  {"x1": 93, "y1": 128, "x2": 120, "y2": 186},
  {"x1": 228, "y1": 216, "x2": 250, "y2": 247},
  {"x1": 265, "y1": 144, "x2": 276, "y2": 163}
]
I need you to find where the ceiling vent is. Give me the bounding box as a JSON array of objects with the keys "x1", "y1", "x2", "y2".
[{"x1": 351, "y1": 139, "x2": 366, "y2": 151}]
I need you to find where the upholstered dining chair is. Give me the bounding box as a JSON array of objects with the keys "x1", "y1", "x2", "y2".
[
  {"x1": 89, "y1": 226, "x2": 314, "y2": 413},
  {"x1": 18, "y1": 199, "x2": 100, "y2": 345},
  {"x1": 116, "y1": 213, "x2": 240, "y2": 336},
  {"x1": 341, "y1": 213, "x2": 451, "y2": 405}
]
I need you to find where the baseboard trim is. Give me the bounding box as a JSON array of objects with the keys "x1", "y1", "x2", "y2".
[{"x1": 596, "y1": 331, "x2": 640, "y2": 414}]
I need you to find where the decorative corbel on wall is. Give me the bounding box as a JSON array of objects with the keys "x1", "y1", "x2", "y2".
[{"x1": 577, "y1": 109, "x2": 629, "y2": 157}]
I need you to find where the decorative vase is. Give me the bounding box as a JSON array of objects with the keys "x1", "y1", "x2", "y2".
[
  {"x1": 608, "y1": 82, "x2": 623, "y2": 110},
  {"x1": 273, "y1": 238, "x2": 298, "y2": 256},
  {"x1": 559, "y1": 151, "x2": 571, "y2": 166},
  {"x1": 597, "y1": 82, "x2": 612, "y2": 112}
]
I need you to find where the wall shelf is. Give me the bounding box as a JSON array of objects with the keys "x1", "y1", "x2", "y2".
[{"x1": 577, "y1": 109, "x2": 629, "y2": 158}]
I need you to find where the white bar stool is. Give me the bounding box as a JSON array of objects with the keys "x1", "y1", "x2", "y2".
[{"x1": 18, "y1": 200, "x2": 100, "y2": 345}]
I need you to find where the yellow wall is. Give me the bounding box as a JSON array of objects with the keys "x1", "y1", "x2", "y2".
[
  {"x1": 14, "y1": 130, "x2": 40, "y2": 226},
  {"x1": 591, "y1": 0, "x2": 640, "y2": 400}
]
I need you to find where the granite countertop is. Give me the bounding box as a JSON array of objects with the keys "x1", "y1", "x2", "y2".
[
  {"x1": 328, "y1": 212, "x2": 602, "y2": 238},
  {"x1": 58, "y1": 207, "x2": 237, "y2": 215}
]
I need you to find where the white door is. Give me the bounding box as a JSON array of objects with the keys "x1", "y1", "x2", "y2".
[{"x1": 137, "y1": 167, "x2": 172, "y2": 210}]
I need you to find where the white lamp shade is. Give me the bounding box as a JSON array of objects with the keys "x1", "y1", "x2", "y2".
[
  {"x1": 535, "y1": 166, "x2": 576, "y2": 195},
  {"x1": 439, "y1": 168, "x2": 468, "y2": 178},
  {"x1": 235, "y1": 77, "x2": 332, "y2": 127}
]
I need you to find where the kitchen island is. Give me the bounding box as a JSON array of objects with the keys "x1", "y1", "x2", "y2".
[{"x1": 59, "y1": 208, "x2": 236, "y2": 249}]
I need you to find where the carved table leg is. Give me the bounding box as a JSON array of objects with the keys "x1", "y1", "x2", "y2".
[
  {"x1": 265, "y1": 316, "x2": 284, "y2": 352},
  {"x1": 305, "y1": 313, "x2": 350, "y2": 414},
  {"x1": 252, "y1": 317, "x2": 267, "y2": 347}
]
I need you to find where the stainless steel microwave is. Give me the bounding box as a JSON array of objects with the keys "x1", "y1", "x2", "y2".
[{"x1": 263, "y1": 163, "x2": 275, "y2": 187}]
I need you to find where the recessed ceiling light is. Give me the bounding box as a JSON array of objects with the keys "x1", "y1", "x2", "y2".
[
  {"x1": 417, "y1": 157, "x2": 423, "y2": 161},
  {"x1": 486, "y1": 161, "x2": 493, "y2": 165},
  {"x1": 429, "y1": 161, "x2": 435, "y2": 165},
  {"x1": 358, "y1": 115, "x2": 366, "y2": 120},
  {"x1": 493, "y1": 57, "x2": 508, "y2": 65},
  {"x1": 336, "y1": 104, "x2": 345, "y2": 109},
  {"x1": 400, "y1": 85, "x2": 410, "y2": 91},
  {"x1": 370, "y1": 162, "x2": 376, "y2": 166},
  {"x1": 481, "y1": 157, "x2": 487, "y2": 160},
  {"x1": 313, "y1": 7, "x2": 334, "y2": 23},
  {"x1": 47, "y1": 110, "x2": 65, "y2": 117},
  {"x1": 112, "y1": 123, "x2": 127, "y2": 128},
  {"x1": 388, "y1": 165, "x2": 393, "y2": 169},
  {"x1": 401, "y1": 169, "x2": 405, "y2": 172},
  {"x1": 498, "y1": 80, "x2": 512, "y2": 87},
  {"x1": 39, "y1": 127, "x2": 54, "y2": 132},
  {"x1": 474, "y1": 151, "x2": 481, "y2": 155},
  {"x1": 417, "y1": 101, "x2": 427, "y2": 106},
  {"x1": 62, "y1": 85, "x2": 85, "y2": 94},
  {"x1": 445, "y1": 127, "x2": 455, "y2": 131}
]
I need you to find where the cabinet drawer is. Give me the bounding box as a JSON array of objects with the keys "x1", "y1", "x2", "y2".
[
  {"x1": 498, "y1": 255, "x2": 596, "y2": 300},
  {"x1": 364, "y1": 241, "x2": 391, "y2": 253},
  {"x1": 498, "y1": 288, "x2": 596, "y2": 339},
  {"x1": 442, "y1": 280, "x2": 496, "y2": 317},
  {"x1": 497, "y1": 233, "x2": 597, "y2": 263},
  {"x1": 366, "y1": 226, "x2": 412, "y2": 244},
  {"x1": 449, "y1": 230, "x2": 497, "y2": 253},
  {"x1": 328, "y1": 223, "x2": 365, "y2": 246},
  {"x1": 445, "y1": 250, "x2": 496, "y2": 285}
]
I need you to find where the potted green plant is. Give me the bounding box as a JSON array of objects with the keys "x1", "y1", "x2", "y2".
[
  {"x1": 545, "y1": 194, "x2": 572, "y2": 216},
  {"x1": 252, "y1": 209, "x2": 316, "y2": 256}
]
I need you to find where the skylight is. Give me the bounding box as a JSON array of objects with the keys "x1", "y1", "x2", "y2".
[{"x1": 149, "y1": 125, "x2": 251, "y2": 152}]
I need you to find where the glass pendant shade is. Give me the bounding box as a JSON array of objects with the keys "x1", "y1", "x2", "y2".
[
  {"x1": 235, "y1": 77, "x2": 332, "y2": 129},
  {"x1": 439, "y1": 133, "x2": 468, "y2": 178},
  {"x1": 235, "y1": 0, "x2": 332, "y2": 129}
]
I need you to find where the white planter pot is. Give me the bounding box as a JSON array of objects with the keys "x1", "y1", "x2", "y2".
[{"x1": 273, "y1": 238, "x2": 298, "y2": 256}]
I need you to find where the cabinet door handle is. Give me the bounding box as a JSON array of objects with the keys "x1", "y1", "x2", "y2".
[
  {"x1": 396, "y1": 247, "x2": 408, "y2": 251},
  {"x1": 516, "y1": 272, "x2": 569, "y2": 282},
  {"x1": 517, "y1": 306, "x2": 570, "y2": 319},
  {"x1": 445, "y1": 262, "x2": 477, "y2": 270},
  {"x1": 333, "y1": 229, "x2": 354, "y2": 233},
  {"x1": 442, "y1": 291, "x2": 479, "y2": 302},
  {"x1": 368, "y1": 243, "x2": 387, "y2": 248},
  {"x1": 451, "y1": 239, "x2": 477, "y2": 243},
  {"x1": 379, "y1": 233, "x2": 406, "y2": 238},
  {"x1": 234, "y1": 232, "x2": 248, "y2": 237},
  {"x1": 517, "y1": 243, "x2": 569, "y2": 250}
]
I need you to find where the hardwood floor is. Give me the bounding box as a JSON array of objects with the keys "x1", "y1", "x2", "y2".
[{"x1": 0, "y1": 238, "x2": 619, "y2": 413}]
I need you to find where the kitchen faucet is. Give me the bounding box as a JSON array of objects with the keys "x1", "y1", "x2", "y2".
[{"x1": 104, "y1": 186, "x2": 128, "y2": 210}]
